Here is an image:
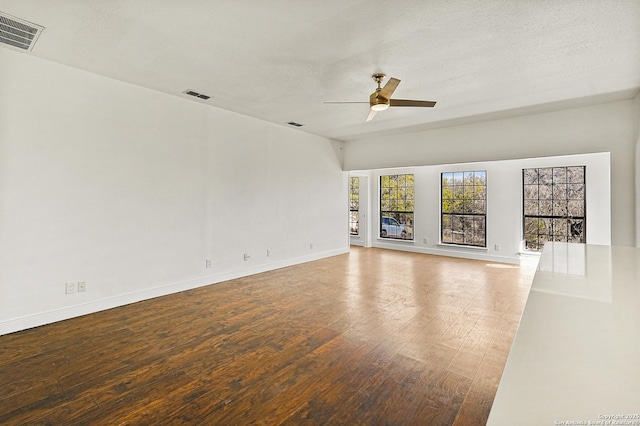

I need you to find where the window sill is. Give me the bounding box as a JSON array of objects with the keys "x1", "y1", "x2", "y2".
[
  {"x1": 377, "y1": 237, "x2": 415, "y2": 244},
  {"x1": 437, "y1": 243, "x2": 488, "y2": 251},
  {"x1": 518, "y1": 250, "x2": 541, "y2": 257}
]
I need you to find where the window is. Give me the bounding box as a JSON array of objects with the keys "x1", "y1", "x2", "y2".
[
  {"x1": 349, "y1": 177, "x2": 359, "y2": 235},
  {"x1": 523, "y1": 166, "x2": 586, "y2": 251},
  {"x1": 380, "y1": 174, "x2": 414, "y2": 240},
  {"x1": 441, "y1": 171, "x2": 487, "y2": 247}
]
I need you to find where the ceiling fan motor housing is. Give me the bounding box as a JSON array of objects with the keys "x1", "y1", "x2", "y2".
[{"x1": 370, "y1": 90, "x2": 390, "y2": 111}]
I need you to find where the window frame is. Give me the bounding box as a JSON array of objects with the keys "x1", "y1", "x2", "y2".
[
  {"x1": 379, "y1": 174, "x2": 414, "y2": 241},
  {"x1": 522, "y1": 166, "x2": 586, "y2": 251},
  {"x1": 440, "y1": 170, "x2": 487, "y2": 248}
]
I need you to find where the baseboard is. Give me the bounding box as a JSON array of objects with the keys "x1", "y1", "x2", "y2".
[
  {"x1": 373, "y1": 242, "x2": 520, "y2": 264},
  {"x1": 0, "y1": 247, "x2": 349, "y2": 336}
]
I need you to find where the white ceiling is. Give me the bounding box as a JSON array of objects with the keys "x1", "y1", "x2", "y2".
[{"x1": 1, "y1": 1, "x2": 639, "y2": 141}]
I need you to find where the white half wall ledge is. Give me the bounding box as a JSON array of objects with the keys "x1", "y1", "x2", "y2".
[
  {"x1": 373, "y1": 242, "x2": 522, "y2": 265},
  {"x1": 0, "y1": 247, "x2": 349, "y2": 337}
]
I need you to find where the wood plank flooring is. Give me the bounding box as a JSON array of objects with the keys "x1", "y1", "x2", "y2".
[{"x1": 0, "y1": 247, "x2": 535, "y2": 425}]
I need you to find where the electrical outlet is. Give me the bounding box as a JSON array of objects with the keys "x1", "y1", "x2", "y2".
[
  {"x1": 309, "y1": 243, "x2": 314, "y2": 250},
  {"x1": 244, "y1": 253, "x2": 250, "y2": 261},
  {"x1": 205, "y1": 259, "x2": 212, "y2": 268},
  {"x1": 495, "y1": 244, "x2": 501, "y2": 251},
  {"x1": 267, "y1": 249, "x2": 271, "y2": 257},
  {"x1": 65, "y1": 282, "x2": 75, "y2": 294},
  {"x1": 423, "y1": 237, "x2": 428, "y2": 244},
  {"x1": 77, "y1": 281, "x2": 86, "y2": 292}
]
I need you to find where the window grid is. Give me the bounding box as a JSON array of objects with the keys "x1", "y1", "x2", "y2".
[
  {"x1": 441, "y1": 171, "x2": 487, "y2": 247},
  {"x1": 349, "y1": 177, "x2": 359, "y2": 236},
  {"x1": 523, "y1": 166, "x2": 586, "y2": 251},
  {"x1": 380, "y1": 174, "x2": 414, "y2": 240}
]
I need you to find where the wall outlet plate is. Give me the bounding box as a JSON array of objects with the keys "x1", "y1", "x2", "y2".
[
  {"x1": 77, "y1": 281, "x2": 86, "y2": 292},
  {"x1": 65, "y1": 282, "x2": 75, "y2": 294}
]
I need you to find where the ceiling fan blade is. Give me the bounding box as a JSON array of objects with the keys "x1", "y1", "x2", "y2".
[
  {"x1": 366, "y1": 109, "x2": 377, "y2": 122},
  {"x1": 390, "y1": 99, "x2": 437, "y2": 107},
  {"x1": 378, "y1": 77, "x2": 401, "y2": 100},
  {"x1": 323, "y1": 101, "x2": 369, "y2": 104}
]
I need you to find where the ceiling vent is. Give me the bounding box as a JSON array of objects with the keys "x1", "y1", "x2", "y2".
[
  {"x1": 0, "y1": 12, "x2": 44, "y2": 52},
  {"x1": 183, "y1": 89, "x2": 210, "y2": 100}
]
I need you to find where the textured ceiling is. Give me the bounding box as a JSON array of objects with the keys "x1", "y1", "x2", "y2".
[{"x1": 1, "y1": 1, "x2": 639, "y2": 141}]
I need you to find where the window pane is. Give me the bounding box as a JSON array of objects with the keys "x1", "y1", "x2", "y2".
[
  {"x1": 539, "y1": 184, "x2": 553, "y2": 200},
  {"x1": 524, "y1": 185, "x2": 538, "y2": 200},
  {"x1": 442, "y1": 228, "x2": 453, "y2": 243},
  {"x1": 472, "y1": 199, "x2": 486, "y2": 214},
  {"x1": 524, "y1": 200, "x2": 538, "y2": 216},
  {"x1": 454, "y1": 185, "x2": 464, "y2": 199},
  {"x1": 552, "y1": 199, "x2": 567, "y2": 216},
  {"x1": 570, "y1": 219, "x2": 584, "y2": 240},
  {"x1": 552, "y1": 167, "x2": 566, "y2": 184},
  {"x1": 567, "y1": 184, "x2": 585, "y2": 199},
  {"x1": 464, "y1": 171, "x2": 474, "y2": 184},
  {"x1": 523, "y1": 168, "x2": 538, "y2": 185},
  {"x1": 553, "y1": 184, "x2": 567, "y2": 200},
  {"x1": 568, "y1": 200, "x2": 585, "y2": 217},
  {"x1": 539, "y1": 168, "x2": 553, "y2": 185},
  {"x1": 539, "y1": 200, "x2": 553, "y2": 216},
  {"x1": 524, "y1": 217, "x2": 539, "y2": 234},
  {"x1": 553, "y1": 218, "x2": 568, "y2": 238},
  {"x1": 567, "y1": 167, "x2": 585, "y2": 183}
]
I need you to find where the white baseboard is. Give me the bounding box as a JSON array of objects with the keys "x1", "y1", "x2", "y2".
[{"x1": 0, "y1": 247, "x2": 349, "y2": 336}]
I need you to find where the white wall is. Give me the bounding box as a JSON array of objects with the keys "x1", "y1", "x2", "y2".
[
  {"x1": 344, "y1": 100, "x2": 637, "y2": 247},
  {"x1": 355, "y1": 153, "x2": 610, "y2": 264},
  {"x1": 0, "y1": 49, "x2": 347, "y2": 335}
]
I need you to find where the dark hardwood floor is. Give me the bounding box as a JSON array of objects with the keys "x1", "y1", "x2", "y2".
[{"x1": 0, "y1": 247, "x2": 534, "y2": 425}]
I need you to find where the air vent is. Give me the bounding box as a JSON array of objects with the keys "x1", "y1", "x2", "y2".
[
  {"x1": 183, "y1": 89, "x2": 210, "y2": 100},
  {"x1": 287, "y1": 121, "x2": 304, "y2": 127},
  {"x1": 0, "y1": 12, "x2": 44, "y2": 52}
]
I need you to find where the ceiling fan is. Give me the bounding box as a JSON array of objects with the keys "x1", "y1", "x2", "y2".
[{"x1": 325, "y1": 73, "x2": 436, "y2": 122}]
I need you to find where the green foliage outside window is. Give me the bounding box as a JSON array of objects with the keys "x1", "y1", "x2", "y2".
[
  {"x1": 441, "y1": 171, "x2": 487, "y2": 247},
  {"x1": 380, "y1": 174, "x2": 414, "y2": 240}
]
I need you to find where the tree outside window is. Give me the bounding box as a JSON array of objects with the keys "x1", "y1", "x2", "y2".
[
  {"x1": 380, "y1": 174, "x2": 414, "y2": 240},
  {"x1": 523, "y1": 166, "x2": 586, "y2": 251},
  {"x1": 441, "y1": 171, "x2": 487, "y2": 247}
]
